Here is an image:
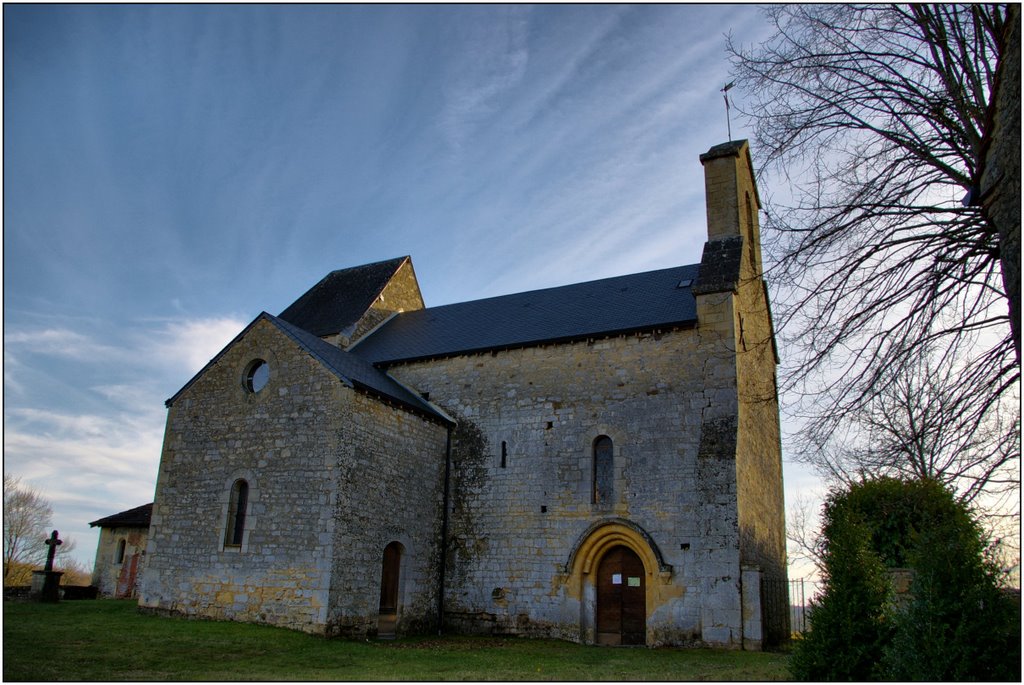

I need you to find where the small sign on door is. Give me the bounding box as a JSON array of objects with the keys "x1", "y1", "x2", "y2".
[
  {"x1": 612, "y1": 573, "x2": 622, "y2": 585},
  {"x1": 628, "y1": 576, "x2": 641, "y2": 587}
]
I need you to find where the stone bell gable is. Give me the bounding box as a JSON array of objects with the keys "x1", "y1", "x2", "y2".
[
  {"x1": 139, "y1": 140, "x2": 787, "y2": 649},
  {"x1": 694, "y1": 139, "x2": 786, "y2": 645}
]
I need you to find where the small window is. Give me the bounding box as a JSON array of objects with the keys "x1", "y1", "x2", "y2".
[
  {"x1": 500, "y1": 441, "x2": 508, "y2": 468},
  {"x1": 244, "y1": 359, "x2": 270, "y2": 393},
  {"x1": 745, "y1": 192, "x2": 756, "y2": 273},
  {"x1": 593, "y1": 436, "x2": 613, "y2": 505},
  {"x1": 115, "y1": 539, "x2": 127, "y2": 564},
  {"x1": 225, "y1": 479, "x2": 249, "y2": 547}
]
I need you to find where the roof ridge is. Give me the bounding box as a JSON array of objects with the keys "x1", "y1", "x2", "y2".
[
  {"x1": 89, "y1": 502, "x2": 154, "y2": 528},
  {"x1": 354, "y1": 263, "x2": 701, "y2": 365},
  {"x1": 418, "y1": 262, "x2": 699, "y2": 314},
  {"x1": 323, "y1": 255, "x2": 408, "y2": 276}
]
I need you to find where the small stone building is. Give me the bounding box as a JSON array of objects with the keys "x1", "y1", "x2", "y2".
[
  {"x1": 139, "y1": 139, "x2": 788, "y2": 648},
  {"x1": 89, "y1": 503, "x2": 153, "y2": 598}
]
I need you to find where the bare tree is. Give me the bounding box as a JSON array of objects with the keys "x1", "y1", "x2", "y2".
[
  {"x1": 56, "y1": 557, "x2": 92, "y2": 587},
  {"x1": 728, "y1": 5, "x2": 1020, "y2": 504},
  {"x1": 3, "y1": 475, "x2": 78, "y2": 585},
  {"x1": 787, "y1": 493, "x2": 826, "y2": 574},
  {"x1": 3, "y1": 475, "x2": 53, "y2": 583},
  {"x1": 810, "y1": 349, "x2": 1020, "y2": 506}
]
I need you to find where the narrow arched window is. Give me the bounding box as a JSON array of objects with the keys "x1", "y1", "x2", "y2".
[
  {"x1": 745, "y1": 192, "x2": 756, "y2": 273},
  {"x1": 593, "y1": 436, "x2": 613, "y2": 504},
  {"x1": 225, "y1": 479, "x2": 249, "y2": 547},
  {"x1": 115, "y1": 538, "x2": 127, "y2": 564}
]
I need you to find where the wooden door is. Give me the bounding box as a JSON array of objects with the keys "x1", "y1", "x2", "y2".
[
  {"x1": 596, "y1": 546, "x2": 646, "y2": 645},
  {"x1": 115, "y1": 553, "x2": 139, "y2": 599}
]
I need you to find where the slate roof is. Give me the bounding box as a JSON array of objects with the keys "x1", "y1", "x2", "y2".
[
  {"x1": 89, "y1": 503, "x2": 153, "y2": 529},
  {"x1": 352, "y1": 264, "x2": 701, "y2": 365},
  {"x1": 164, "y1": 312, "x2": 451, "y2": 425},
  {"x1": 270, "y1": 314, "x2": 452, "y2": 424},
  {"x1": 278, "y1": 256, "x2": 412, "y2": 337}
]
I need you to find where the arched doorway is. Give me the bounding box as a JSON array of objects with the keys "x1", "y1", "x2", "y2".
[
  {"x1": 596, "y1": 545, "x2": 646, "y2": 645},
  {"x1": 377, "y1": 542, "x2": 403, "y2": 638}
]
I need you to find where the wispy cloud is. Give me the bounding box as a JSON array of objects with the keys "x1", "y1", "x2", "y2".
[
  {"x1": 3, "y1": 328, "x2": 125, "y2": 361},
  {"x1": 438, "y1": 6, "x2": 532, "y2": 152},
  {"x1": 3, "y1": 4, "x2": 820, "y2": 580},
  {"x1": 3, "y1": 313, "x2": 247, "y2": 568},
  {"x1": 147, "y1": 316, "x2": 249, "y2": 376}
]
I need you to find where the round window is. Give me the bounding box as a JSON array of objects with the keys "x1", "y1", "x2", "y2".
[{"x1": 244, "y1": 359, "x2": 270, "y2": 393}]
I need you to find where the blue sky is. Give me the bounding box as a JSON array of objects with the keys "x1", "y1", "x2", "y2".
[{"x1": 4, "y1": 4, "x2": 821, "y2": 573}]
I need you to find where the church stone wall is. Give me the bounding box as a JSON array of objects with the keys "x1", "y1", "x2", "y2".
[
  {"x1": 698, "y1": 140, "x2": 788, "y2": 647},
  {"x1": 91, "y1": 526, "x2": 148, "y2": 598},
  {"x1": 341, "y1": 258, "x2": 426, "y2": 348},
  {"x1": 323, "y1": 390, "x2": 448, "y2": 637},
  {"x1": 140, "y1": 319, "x2": 347, "y2": 633},
  {"x1": 388, "y1": 325, "x2": 746, "y2": 647},
  {"x1": 139, "y1": 317, "x2": 449, "y2": 636}
]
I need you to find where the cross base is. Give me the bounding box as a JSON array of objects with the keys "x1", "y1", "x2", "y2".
[{"x1": 31, "y1": 570, "x2": 64, "y2": 603}]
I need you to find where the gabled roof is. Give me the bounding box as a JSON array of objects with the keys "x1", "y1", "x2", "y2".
[
  {"x1": 165, "y1": 312, "x2": 451, "y2": 425},
  {"x1": 89, "y1": 503, "x2": 153, "y2": 529},
  {"x1": 278, "y1": 256, "x2": 412, "y2": 337},
  {"x1": 351, "y1": 264, "x2": 701, "y2": 365},
  {"x1": 270, "y1": 314, "x2": 452, "y2": 425}
]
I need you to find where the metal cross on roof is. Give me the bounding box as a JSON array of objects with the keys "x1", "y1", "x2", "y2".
[{"x1": 721, "y1": 81, "x2": 736, "y2": 141}]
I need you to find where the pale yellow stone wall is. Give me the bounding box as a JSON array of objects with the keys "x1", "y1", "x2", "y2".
[
  {"x1": 324, "y1": 390, "x2": 448, "y2": 636},
  {"x1": 698, "y1": 140, "x2": 787, "y2": 645},
  {"x1": 139, "y1": 316, "x2": 448, "y2": 635},
  {"x1": 387, "y1": 323, "x2": 747, "y2": 647},
  {"x1": 140, "y1": 319, "x2": 343, "y2": 632},
  {"x1": 91, "y1": 526, "x2": 148, "y2": 598},
  {"x1": 338, "y1": 258, "x2": 426, "y2": 349}
]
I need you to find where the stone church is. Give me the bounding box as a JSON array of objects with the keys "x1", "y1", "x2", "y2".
[{"x1": 138, "y1": 140, "x2": 788, "y2": 649}]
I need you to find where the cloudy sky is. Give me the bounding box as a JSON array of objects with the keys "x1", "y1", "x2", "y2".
[{"x1": 4, "y1": 4, "x2": 821, "y2": 573}]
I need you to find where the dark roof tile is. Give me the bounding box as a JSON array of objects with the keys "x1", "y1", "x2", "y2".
[
  {"x1": 279, "y1": 257, "x2": 410, "y2": 337},
  {"x1": 691, "y1": 236, "x2": 742, "y2": 295},
  {"x1": 165, "y1": 312, "x2": 451, "y2": 425},
  {"x1": 352, "y1": 264, "x2": 700, "y2": 364},
  {"x1": 269, "y1": 314, "x2": 451, "y2": 424},
  {"x1": 89, "y1": 503, "x2": 153, "y2": 529}
]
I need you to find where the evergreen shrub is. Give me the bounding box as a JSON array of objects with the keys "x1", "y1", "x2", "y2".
[{"x1": 791, "y1": 477, "x2": 1021, "y2": 681}]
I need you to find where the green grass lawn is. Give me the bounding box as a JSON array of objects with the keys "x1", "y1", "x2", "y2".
[{"x1": 3, "y1": 599, "x2": 791, "y2": 681}]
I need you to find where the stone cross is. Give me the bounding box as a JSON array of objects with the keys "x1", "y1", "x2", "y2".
[{"x1": 43, "y1": 530, "x2": 62, "y2": 572}]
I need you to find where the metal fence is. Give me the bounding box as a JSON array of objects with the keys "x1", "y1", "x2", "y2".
[
  {"x1": 788, "y1": 578, "x2": 808, "y2": 634},
  {"x1": 759, "y1": 575, "x2": 792, "y2": 645}
]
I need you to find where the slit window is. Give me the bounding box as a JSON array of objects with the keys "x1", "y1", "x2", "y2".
[
  {"x1": 745, "y1": 192, "x2": 756, "y2": 273},
  {"x1": 501, "y1": 441, "x2": 508, "y2": 468},
  {"x1": 592, "y1": 436, "x2": 613, "y2": 504},
  {"x1": 225, "y1": 479, "x2": 249, "y2": 547},
  {"x1": 115, "y1": 539, "x2": 126, "y2": 564}
]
